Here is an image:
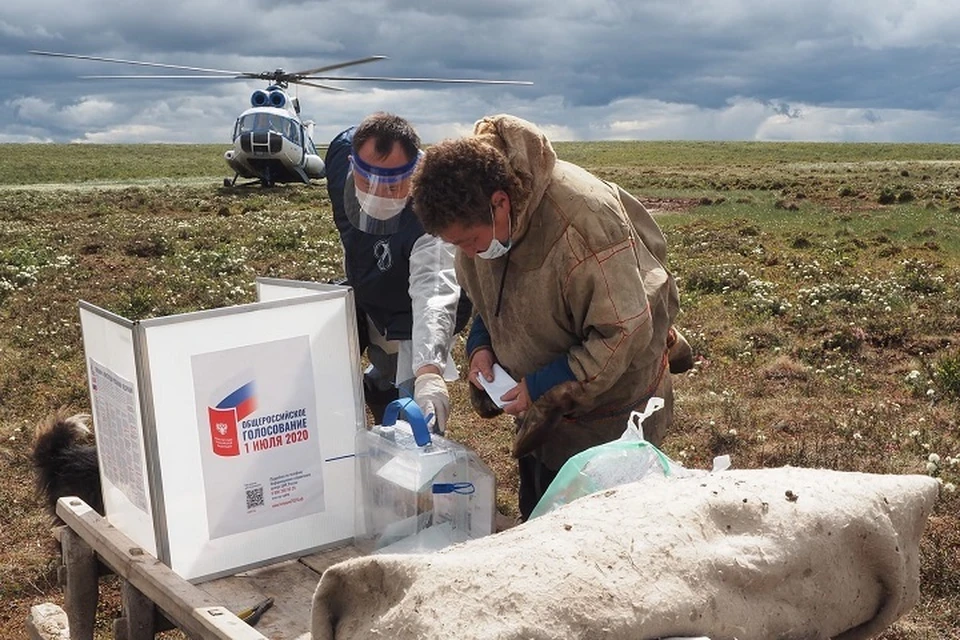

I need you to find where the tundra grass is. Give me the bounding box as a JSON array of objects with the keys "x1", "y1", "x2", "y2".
[
  {"x1": 0, "y1": 144, "x2": 228, "y2": 185},
  {"x1": 0, "y1": 142, "x2": 958, "y2": 638}
]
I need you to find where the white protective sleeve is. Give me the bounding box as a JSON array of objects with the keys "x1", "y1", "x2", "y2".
[{"x1": 405, "y1": 234, "x2": 461, "y2": 380}]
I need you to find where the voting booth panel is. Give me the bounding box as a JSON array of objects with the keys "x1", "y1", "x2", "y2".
[
  {"x1": 79, "y1": 279, "x2": 365, "y2": 582},
  {"x1": 255, "y1": 277, "x2": 347, "y2": 303},
  {"x1": 79, "y1": 306, "x2": 159, "y2": 557}
]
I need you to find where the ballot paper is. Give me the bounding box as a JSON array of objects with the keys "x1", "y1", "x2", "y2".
[
  {"x1": 375, "y1": 443, "x2": 455, "y2": 492},
  {"x1": 480, "y1": 364, "x2": 517, "y2": 409},
  {"x1": 375, "y1": 518, "x2": 457, "y2": 554}
]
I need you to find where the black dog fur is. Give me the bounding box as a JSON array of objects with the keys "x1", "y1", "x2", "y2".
[{"x1": 32, "y1": 412, "x2": 103, "y2": 520}]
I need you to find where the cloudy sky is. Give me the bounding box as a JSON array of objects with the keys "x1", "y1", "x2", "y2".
[{"x1": 2, "y1": 0, "x2": 960, "y2": 145}]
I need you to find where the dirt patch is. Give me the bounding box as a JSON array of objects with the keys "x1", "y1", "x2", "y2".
[
  {"x1": 0, "y1": 177, "x2": 219, "y2": 192},
  {"x1": 642, "y1": 197, "x2": 702, "y2": 214}
]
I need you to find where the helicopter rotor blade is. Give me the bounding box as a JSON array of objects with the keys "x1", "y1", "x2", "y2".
[
  {"x1": 30, "y1": 50, "x2": 245, "y2": 76},
  {"x1": 300, "y1": 75, "x2": 534, "y2": 86},
  {"x1": 286, "y1": 55, "x2": 388, "y2": 78},
  {"x1": 291, "y1": 79, "x2": 347, "y2": 92},
  {"x1": 31, "y1": 50, "x2": 533, "y2": 90},
  {"x1": 80, "y1": 75, "x2": 249, "y2": 80}
]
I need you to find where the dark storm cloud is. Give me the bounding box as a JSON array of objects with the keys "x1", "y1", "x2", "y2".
[{"x1": 2, "y1": 0, "x2": 960, "y2": 143}]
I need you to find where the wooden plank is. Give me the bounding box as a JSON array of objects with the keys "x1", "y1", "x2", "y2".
[
  {"x1": 495, "y1": 511, "x2": 517, "y2": 532},
  {"x1": 56, "y1": 498, "x2": 268, "y2": 640},
  {"x1": 200, "y1": 559, "x2": 323, "y2": 640},
  {"x1": 114, "y1": 580, "x2": 156, "y2": 640},
  {"x1": 298, "y1": 545, "x2": 360, "y2": 575},
  {"x1": 60, "y1": 527, "x2": 97, "y2": 640}
]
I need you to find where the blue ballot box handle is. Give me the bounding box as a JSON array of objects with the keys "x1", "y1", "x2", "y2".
[{"x1": 382, "y1": 397, "x2": 432, "y2": 447}]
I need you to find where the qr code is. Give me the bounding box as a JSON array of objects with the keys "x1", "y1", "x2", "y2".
[{"x1": 245, "y1": 485, "x2": 264, "y2": 509}]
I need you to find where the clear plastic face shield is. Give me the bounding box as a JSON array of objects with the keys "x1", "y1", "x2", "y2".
[{"x1": 344, "y1": 151, "x2": 422, "y2": 234}]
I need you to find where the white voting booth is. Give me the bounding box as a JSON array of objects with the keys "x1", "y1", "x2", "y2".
[{"x1": 79, "y1": 277, "x2": 365, "y2": 582}]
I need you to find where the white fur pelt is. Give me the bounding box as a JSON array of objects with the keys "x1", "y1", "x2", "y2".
[{"x1": 312, "y1": 467, "x2": 939, "y2": 640}]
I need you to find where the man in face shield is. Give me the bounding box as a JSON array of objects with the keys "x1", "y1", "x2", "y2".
[{"x1": 324, "y1": 112, "x2": 470, "y2": 433}]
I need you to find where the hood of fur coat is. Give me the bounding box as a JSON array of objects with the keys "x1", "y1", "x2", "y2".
[{"x1": 471, "y1": 114, "x2": 555, "y2": 244}]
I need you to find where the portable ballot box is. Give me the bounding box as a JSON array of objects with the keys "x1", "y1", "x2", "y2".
[
  {"x1": 355, "y1": 399, "x2": 496, "y2": 554},
  {"x1": 78, "y1": 277, "x2": 365, "y2": 582}
]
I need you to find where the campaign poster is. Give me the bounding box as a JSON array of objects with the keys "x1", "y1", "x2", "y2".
[{"x1": 191, "y1": 335, "x2": 324, "y2": 539}]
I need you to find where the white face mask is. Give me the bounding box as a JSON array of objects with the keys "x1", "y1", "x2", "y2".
[
  {"x1": 476, "y1": 204, "x2": 512, "y2": 260},
  {"x1": 355, "y1": 187, "x2": 407, "y2": 221}
]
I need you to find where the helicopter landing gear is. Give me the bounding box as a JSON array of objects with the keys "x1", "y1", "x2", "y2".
[
  {"x1": 259, "y1": 166, "x2": 276, "y2": 188},
  {"x1": 222, "y1": 174, "x2": 265, "y2": 188}
]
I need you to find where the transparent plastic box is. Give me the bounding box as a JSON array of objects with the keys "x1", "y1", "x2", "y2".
[{"x1": 355, "y1": 398, "x2": 496, "y2": 554}]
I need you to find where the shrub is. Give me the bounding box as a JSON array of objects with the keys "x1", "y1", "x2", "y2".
[
  {"x1": 935, "y1": 353, "x2": 960, "y2": 399},
  {"x1": 683, "y1": 263, "x2": 752, "y2": 294},
  {"x1": 124, "y1": 233, "x2": 173, "y2": 258}
]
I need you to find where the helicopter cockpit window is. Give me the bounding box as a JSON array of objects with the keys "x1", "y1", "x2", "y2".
[{"x1": 238, "y1": 113, "x2": 300, "y2": 143}]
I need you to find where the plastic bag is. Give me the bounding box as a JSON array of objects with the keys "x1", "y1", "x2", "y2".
[{"x1": 529, "y1": 398, "x2": 689, "y2": 519}]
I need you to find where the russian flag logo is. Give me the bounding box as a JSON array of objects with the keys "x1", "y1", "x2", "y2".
[{"x1": 208, "y1": 382, "x2": 256, "y2": 457}]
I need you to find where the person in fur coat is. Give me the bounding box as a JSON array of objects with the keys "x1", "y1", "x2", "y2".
[{"x1": 411, "y1": 115, "x2": 690, "y2": 519}]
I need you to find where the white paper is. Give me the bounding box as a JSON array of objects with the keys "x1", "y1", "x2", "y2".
[
  {"x1": 480, "y1": 363, "x2": 517, "y2": 408},
  {"x1": 376, "y1": 449, "x2": 456, "y2": 492},
  {"x1": 376, "y1": 520, "x2": 457, "y2": 554},
  {"x1": 89, "y1": 359, "x2": 149, "y2": 513},
  {"x1": 375, "y1": 510, "x2": 434, "y2": 549}
]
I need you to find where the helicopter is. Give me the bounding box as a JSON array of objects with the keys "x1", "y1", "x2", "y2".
[{"x1": 29, "y1": 50, "x2": 532, "y2": 187}]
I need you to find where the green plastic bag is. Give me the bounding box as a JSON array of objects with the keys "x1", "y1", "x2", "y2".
[{"x1": 529, "y1": 398, "x2": 689, "y2": 519}]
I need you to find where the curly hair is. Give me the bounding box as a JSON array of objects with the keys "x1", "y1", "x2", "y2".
[
  {"x1": 411, "y1": 137, "x2": 521, "y2": 235},
  {"x1": 352, "y1": 112, "x2": 420, "y2": 161}
]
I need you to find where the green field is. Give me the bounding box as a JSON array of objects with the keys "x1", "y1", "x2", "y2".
[{"x1": 1, "y1": 142, "x2": 958, "y2": 638}]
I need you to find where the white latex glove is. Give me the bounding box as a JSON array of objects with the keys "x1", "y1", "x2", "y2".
[{"x1": 414, "y1": 372, "x2": 450, "y2": 435}]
